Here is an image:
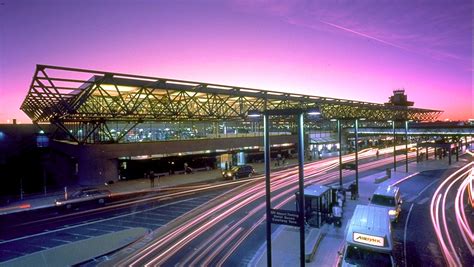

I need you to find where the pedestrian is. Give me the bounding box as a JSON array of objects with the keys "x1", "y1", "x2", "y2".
[
  {"x1": 349, "y1": 183, "x2": 356, "y2": 200},
  {"x1": 332, "y1": 204, "x2": 342, "y2": 227},
  {"x1": 149, "y1": 170, "x2": 155, "y2": 188},
  {"x1": 337, "y1": 190, "x2": 344, "y2": 207},
  {"x1": 184, "y1": 162, "x2": 188, "y2": 175},
  {"x1": 376, "y1": 149, "x2": 380, "y2": 159},
  {"x1": 352, "y1": 183, "x2": 358, "y2": 200}
]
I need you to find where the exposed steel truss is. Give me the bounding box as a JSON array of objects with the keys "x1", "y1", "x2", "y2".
[{"x1": 20, "y1": 65, "x2": 442, "y2": 143}]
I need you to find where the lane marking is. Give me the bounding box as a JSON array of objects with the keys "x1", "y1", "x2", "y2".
[
  {"x1": 50, "y1": 238, "x2": 70, "y2": 243},
  {"x1": 417, "y1": 197, "x2": 431, "y2": 205},
  {"x1": 392, "y1": 172, "x2": 420, "y2": 186},
  {"x1": 418, "y1": 179, "x2": 440, "y2": 197},
  {"x1": 404, "y1": 203, "x2": 414, "y2": 267}
]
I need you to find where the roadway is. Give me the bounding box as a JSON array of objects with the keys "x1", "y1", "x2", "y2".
[
  {"x1": 1, "y1": 147, "x2": 471, "y2": 266},
  {"x1": 103, "y1": 148, "x2": 427, "y2": 266},
  {"x1": 0, "y1": 184, "x2": 236, "y2": 262},
  {"x1": 393, "y1": 167, "x2": 473, "y2": 266},
  {"x1": 0, "y1": 147, "x2": 402, "y2": 264}
]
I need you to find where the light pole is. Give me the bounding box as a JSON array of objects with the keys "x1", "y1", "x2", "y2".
[
  {"x1": 405, "y1": 120, "x2": 409, "y2": 172},
  {"x1": 354, "y1": 118, "x2": 364, "y2": 197},
  {"x1": 332, "y1": 119, "x2": 343, "y2": 187},
  {"x1": 297, "y1": 112, "x2": 305, "y2": 267},
  {"x1": 263, "y1": 113, "x2": 271, "y2": 267},
  {"x1": 390, "y1": 120, "x2": 396, "y2": 172},
  {"x1": 249, "y1": 107, "x2": 320, "y2": 267}
]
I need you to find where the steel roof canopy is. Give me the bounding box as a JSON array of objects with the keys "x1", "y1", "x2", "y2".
[{"x1": 21, "y1": 64, "x2": 442, "y2": 124}]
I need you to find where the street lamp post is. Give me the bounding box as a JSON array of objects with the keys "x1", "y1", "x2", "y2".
[
  {"x1": 354, "y1": 119, "x2": 361, "y2": 197},
  {"x1": 337, "y1": 119, "x2": 342, "y2": 187},
  {"x1": 297, "y1": 112, "x2": 305, "y2": 267},
  {"x1": 392, "y1": 120, "x2": 396, "y2": 172},
  {"x1": 263, "y1": 113, "x2": 272, "y2": 267},
  {"x1": 405, "y1": 120, "x2": 409, "y2": 172},
  {"x1": 250, "y1": 107, "x2": 320, "y2": 267}
]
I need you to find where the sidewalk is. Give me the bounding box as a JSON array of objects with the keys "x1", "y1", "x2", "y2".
[
  {"x1": 252, "y1": 156, "x2": 468, "y2": 267},
  {"x1": 0, "y1": 157, "x2": 302, "y2": 215}
]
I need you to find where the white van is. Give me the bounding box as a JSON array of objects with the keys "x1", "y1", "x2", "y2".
[
  {"x1": 369, "y1": 184, "x2": 402, "y2": 223},
  {"x1": 341, "y1": 205, "x2": 394, "y2": 267}
]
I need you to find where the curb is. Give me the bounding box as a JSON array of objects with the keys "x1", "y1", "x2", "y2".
[{"x1": 0, "y1": 227, "x2": 148, "y2": 267}]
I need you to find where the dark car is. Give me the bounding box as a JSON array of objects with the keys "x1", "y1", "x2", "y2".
[
  {"x1": 222, "y1": 165, "x2": 255, "y2": 179},
  {"x1": 55, "y1": 188, "x2": 112, "y2": 209}
]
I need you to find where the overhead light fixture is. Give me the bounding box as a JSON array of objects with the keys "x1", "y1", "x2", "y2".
[
  {"x1": 307, "y1": 107, "x2": 321, "y2": 116},
  {"x1": 247, "y1": 109, "x2": 261, "y2": 117}
]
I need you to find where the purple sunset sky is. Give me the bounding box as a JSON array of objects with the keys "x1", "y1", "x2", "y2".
[{"x1": 0, "y1": 0, "x2": 472, "y2": 122}]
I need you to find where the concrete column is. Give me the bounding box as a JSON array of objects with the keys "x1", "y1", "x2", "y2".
[
  {"x1": 448, "y1": 148, "x2": 452, "y2": 165},
  {"x1": 416, "y1": 146, "x2": 419, "y2": 163},
  {"x1": 236, "y1": 151, "x2": 246, "y2": 165}
]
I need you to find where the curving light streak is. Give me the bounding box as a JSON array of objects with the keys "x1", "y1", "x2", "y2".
[
  {"x1": 455, "y1": 174, "x2": 474, "y2": 255},
  {"x1": 430, "y1": 162, "x2": 473, "y2": 266},
  {"x1": 118, "y1": 148, "x2": 418, "y2": 266}
]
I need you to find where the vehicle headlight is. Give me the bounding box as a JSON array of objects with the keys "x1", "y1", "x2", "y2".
[
  {"x1": 388, "y1": 209, "x2": 397, "y2": 216},
  {"x1": 227, "y1": 172, "x2": 232, "y2": 176}
]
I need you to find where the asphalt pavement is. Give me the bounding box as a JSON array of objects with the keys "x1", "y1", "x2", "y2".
[{"x1": 251, "y1": 155, "x2": 471, "y2": 267}]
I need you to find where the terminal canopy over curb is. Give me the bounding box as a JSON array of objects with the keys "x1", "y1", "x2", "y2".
[{"x1": 21, "y1": 65, "x2": 442, "y2": 143}]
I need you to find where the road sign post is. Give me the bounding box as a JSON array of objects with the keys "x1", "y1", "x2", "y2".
[{"x1": 297, "y1": 112, "x2": 305, "y2": 267}]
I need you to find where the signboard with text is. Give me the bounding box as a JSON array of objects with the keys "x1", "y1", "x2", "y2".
[
  {"x1": 270, "y1": 209, "x2": 300, "y2": 227},
  {"x1": 353, "y1": 232, "x2": 385, "y2": 247}
]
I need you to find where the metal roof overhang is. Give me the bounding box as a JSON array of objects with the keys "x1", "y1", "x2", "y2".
[{"x1": 20, "y1": 65, "x2": 443, "y2": 124}]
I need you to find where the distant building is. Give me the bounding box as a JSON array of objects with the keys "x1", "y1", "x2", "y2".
[{"x1": 385, "y1": 89, "x2": 414, "y2": 107}]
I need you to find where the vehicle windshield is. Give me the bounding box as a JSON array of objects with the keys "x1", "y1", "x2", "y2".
[
  {"x1": 70, "y1": 191, "x2": 84, "y2": 198},
  {"x1": 345, "y1": 245, "x2": 392, "y2": 266},
  {"x1": 371, "y1": 195, "x2": 395, "y2": 207}
]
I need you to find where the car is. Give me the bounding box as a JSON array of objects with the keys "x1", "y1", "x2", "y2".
[
  {"x1": 55, "y1": 188, "x2": 112, "y2": 209},
  {"x1": 368, "y1": 184, "x2": 402, "y2": 223},
  {"x1": 222, "y1": 165, "x2": 255, "y2": 179}
]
